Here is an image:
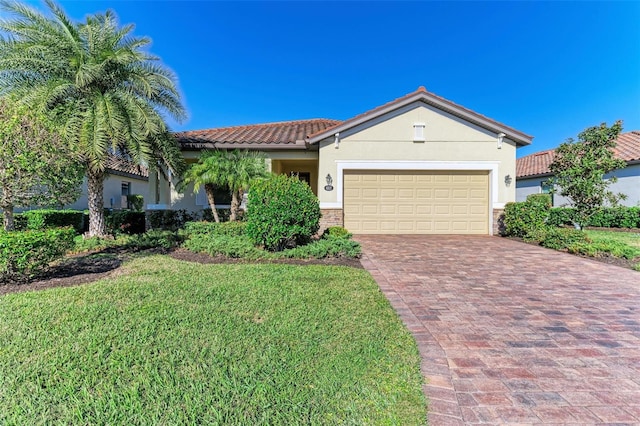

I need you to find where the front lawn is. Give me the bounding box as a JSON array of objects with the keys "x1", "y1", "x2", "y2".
[
  {"x1": 0, "y1": 256, "x2": 426, "y2": 424},
  {"x1": 585, "y1": 229, "x2": 640, "y2": 249}
]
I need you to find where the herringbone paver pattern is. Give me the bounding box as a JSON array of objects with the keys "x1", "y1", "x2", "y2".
[{"x1": 357, "y1": 235, "x2": 640, "y2": 425}]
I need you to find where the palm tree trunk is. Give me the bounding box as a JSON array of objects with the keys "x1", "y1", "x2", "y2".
[
  {"x1": 1, "y1": 184, "x2": 15, "y2": 231},
  {"x1": 2, "y1": 204, "x2": 14, "y2": 231},
  {"x1": 204, "y1": 184, "x2": 220, "y2": 223},
  {"x1": 87, "y1": 169, "x2": 107, "y2": 237},
  {"x1": 230, "y1": 189, "x2": 243, "y2": 222}
]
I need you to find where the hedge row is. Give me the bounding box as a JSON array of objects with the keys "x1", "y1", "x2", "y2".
[
  {"x1": 0, "y1": 227, "x2": 76, "y2": 282},
  {"x1": 547, "y1": 207, "x2": 640, "y2": 229},
  {"x1": 15, "y1": 210, "x2": 84, "y2": 233}
]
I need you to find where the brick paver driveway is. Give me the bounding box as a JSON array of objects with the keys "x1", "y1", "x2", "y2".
[{"x1": 357, "y1": 235, "x2": 640, "y2": 425}]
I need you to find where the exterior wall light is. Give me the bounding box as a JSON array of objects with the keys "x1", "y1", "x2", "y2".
[
  {"x1": 334, "y1": 133, "x2": 340, "y2": 149},
  {"x1": 505, "y1": 174, "x2": 512, "y2": 186},
  {"x1": 497, "y1": 132, "x2": 506, "y2": 149}
]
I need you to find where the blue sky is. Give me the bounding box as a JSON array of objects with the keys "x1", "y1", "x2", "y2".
[{"x1": 16, "y1": 1, "x2": 640, "y2": 157}]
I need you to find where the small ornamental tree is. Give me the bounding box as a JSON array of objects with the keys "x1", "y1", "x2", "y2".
[
  {"x1": 246, "y1": 174, "x2": 320, "y2": 251},
  {"x1": 0, "y1": 98, "x2": 83, "y2": 231},
  {"x1": 180, "y1": 149, "x2": 268, "y2": 222},
  {"x1": 548, "y1": 121, "x2": 627, "y2": 229}
]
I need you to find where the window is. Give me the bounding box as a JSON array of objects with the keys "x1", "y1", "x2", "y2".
[
  {"x1": 541, "y1": 182, "x2": 554, "y2": 205},
  {"x1": 121, "y1": 182, "x2": 130, "y2": 209}
]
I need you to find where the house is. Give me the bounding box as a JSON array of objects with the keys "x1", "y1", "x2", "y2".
[
  {"x1": 516, "y1": 131, "x2": 640, "y2": 206},
  {"x1": 12, "y1": 154, "x2": 149, "y2": 213},
  {"x1": 158, "y1": 87, "x2": 533, "y2": 235},
  {"x1": 65, "y1": 155, "x2": 149, "y2": 211}
]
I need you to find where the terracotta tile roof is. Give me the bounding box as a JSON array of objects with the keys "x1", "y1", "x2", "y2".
[
  {"x1": 106, "y1": 154, "x2": 149, "y2": 179},
  {"x1": 175, "y1": 119, "x2": 341, "y2": 150},
  {"x1": 307, "y1": 86, "x2": 533, "y2": 146},
  {"x1": 516, "y1": 131, "x2": 640, "y2": 178}
]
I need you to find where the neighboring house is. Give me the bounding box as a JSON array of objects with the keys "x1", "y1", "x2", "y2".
[
  {"x1": 516, "y1": 131, "x2": 640, "y2": 207},
  {"x1": 64, "y1": 155, "x2": 149, "y2": 211},
  {"x1": 161, "y1": 87, "x2": 532, "y2": 235}
]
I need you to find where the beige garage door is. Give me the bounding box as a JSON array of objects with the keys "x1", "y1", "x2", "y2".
[{"x1": 343, "y1": 170, "x2": 489, "y2": 234}]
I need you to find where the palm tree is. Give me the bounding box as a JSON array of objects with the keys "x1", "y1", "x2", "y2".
[
  {"x1": 181, "y1": 149, "x2": 268, "y2": 222},
  {"x1": 0, "y1": 0, "x2": 186, "y2": 236},
  {"x1": 224, "y1": 150, "x2": 269, "y2": 221},
  {"x1": 180, "y1": 150, "x2": 227, "y2": 223}
]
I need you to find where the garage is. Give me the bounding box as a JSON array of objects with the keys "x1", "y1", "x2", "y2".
[{"x1": 343, "y1": 170, "x2": 489, "y2": 234}]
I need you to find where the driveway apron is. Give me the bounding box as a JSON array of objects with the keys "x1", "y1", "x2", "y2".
[{"x1": 357, "y1": 235, "x2": 640, "y2": 425}]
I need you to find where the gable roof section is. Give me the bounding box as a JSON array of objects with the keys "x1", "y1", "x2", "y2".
[
  {"x1": 306, "y1": 87, "x2": 534, "y2": 146},
  {"x1": 516, "y1": 131, "x2": 640, "y2": 178},
  {"x1": 106, "y1": 154, "x2": 149, "y2": 180},
  {"x1": 175, "y1": 119, "x2": 341, "y2": 150}
]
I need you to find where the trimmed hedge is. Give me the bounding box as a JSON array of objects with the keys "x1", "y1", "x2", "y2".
[
  {"x1": 184, "y1": 221, "x2": 247, "y2": 237},
  {"x1": 0, "y1": 227, "x2": 76, "y2": 281},
  {"x1": 547, "y1": 206, "x2": 640, "y2": 229},
  {"x1": 105, "y1": 210, "x2": 146, "y2": 235},
  {"x1": 147, "y1": 209, "x2": 198, "y2": 231},
  {"x1": 503, "y1": 194, "x2": 551, "y2": 237},
  {"x1": 246, "y1": 175, "x2": 321, "y2": 251},
  {"x1": 16, "y1": 209, "x2": 84, "y2": 233}
]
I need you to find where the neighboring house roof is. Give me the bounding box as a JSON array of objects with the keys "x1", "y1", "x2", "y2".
[
  {"x1": 175, "y1": 119, "x2": 341, "y2": 150},
  {"x1": 306, "y1": 86, "x2": 534, "y2": 146},
  {"x1": 106, "y1": 154, "x2": 149, "y2": 180},
  {"x1": 516, "y1": 131, "x2": 640, "y2": 178}
]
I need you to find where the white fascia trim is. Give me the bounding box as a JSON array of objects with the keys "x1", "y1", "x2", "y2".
[{"x1": 334, "y1": 160, "x2": 499, "y2": 207}]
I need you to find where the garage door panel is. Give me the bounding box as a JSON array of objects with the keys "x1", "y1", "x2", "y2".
[
  {"x1": 398, "y1": 189, "x2": 414, "y2": 198},
  {"x1": 343, "y1": 170, "x2": 489, "y2": 234}
]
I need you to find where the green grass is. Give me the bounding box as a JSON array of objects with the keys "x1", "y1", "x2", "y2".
[
  {"x1": 580, "y1": 230, "x2": 640, "y2": 270},
  {"x1": 585, "y1": 230, "x2": 640, "y2": 250},
  {"x1": 0, "y1": 256, "x2": 426, "y2": 424}
]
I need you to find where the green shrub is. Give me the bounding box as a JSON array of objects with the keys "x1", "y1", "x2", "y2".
[
  {"x1": 147, "y1": 209, "x2": 197, "y2": 231},
  {"x1": 105, "y1": 210, "x2": 146, "y2": 235},
  {"x1": 534, "y1": 227, "x2": 591, "y2": 250},
  {"x1": 321, "y1": 226, "x2": 352, "y2": 240},
  {"x1": 548, "y1": 207, "x2": 640, "y2": 229},
  {"x1": 589, "y1": 207, "x2": 640, "y2": 229},
  {"x1": 184, "y1": 233, "x2": 265, "y2": 259},
  {"x1": 201, "y1": 208, "x2": 243, "y2": 223},
  {"x1": 0, "y1": 227, "x2": 76, "y2": 281},
  {"x1": 503, "y1": 194, "x2": 551, "y2": 237},
  {"x1": 280, "y1": 238, "x2": 361, "y2": 259},
  {"x1": 17, "y1": 209, "x2": 84, "y2": 234},
  {"x1": 13, "y1": 214, "x2": 28, "y2": 231},
  {"x1": 246, "y1": 175, "x2": 321, "y2": 251},
  {"x1": 126, "y1": 195, "x2": 144, "y2": 212},
  {"x1": 547, "y1": 208, "x2": 577, "y2": 227},
  {"x1": 72, "y1": 235, "x2": 121, "y2": 253},
  {"x1": 125, "y1": 230, "x2": 184, "y2": 250},
  {"x1": 184, "y1": 221, "x2": 247, "y2": 237}
]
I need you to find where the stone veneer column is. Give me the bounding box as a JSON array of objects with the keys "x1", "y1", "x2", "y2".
[
  {"x1": 319, "y1": 209, "x2": 344, "y2": 234},
  {"x1": 493, "y1": 208, "x2": 505, "y2": 236}
]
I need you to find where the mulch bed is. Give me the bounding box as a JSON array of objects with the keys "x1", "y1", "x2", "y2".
[{"x1": 0, "y1": 248, "x2": 362, "y2": 296}]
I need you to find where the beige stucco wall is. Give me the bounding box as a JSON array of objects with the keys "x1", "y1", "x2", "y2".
[
  {"x1": 317, "y1": 102, "x2": 518, "y2": 210},
  {"x1": 65, "y1": 174, "x2": 148, "y2": 211}
]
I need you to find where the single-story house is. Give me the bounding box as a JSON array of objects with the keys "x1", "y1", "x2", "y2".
[
  {"x1": 12, "y1": 154, "x2": 149, "y2": 213},
  {"x1": 65, "y1": 155, "x2": 149, "y2": 211},
  {"x1": 516, "y1": 131, "x2": 640, "y2": 206},
  {"x1": 155, "y1": 87, "x2": 533, "y2": 235}
]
